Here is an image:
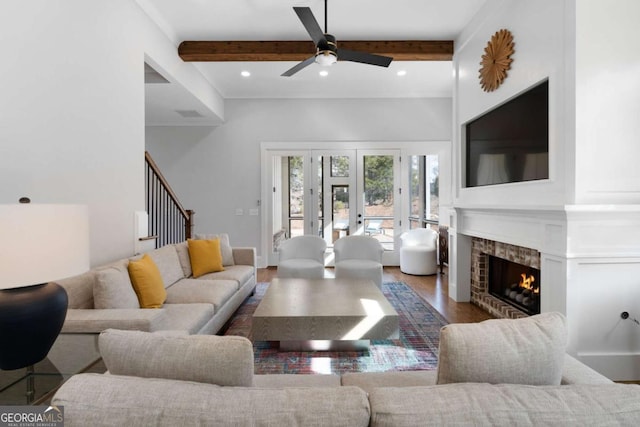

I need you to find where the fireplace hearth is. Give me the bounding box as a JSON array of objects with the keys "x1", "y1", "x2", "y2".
[{"x1": 488, "y1": 256, "x2": 540, "y2": 315}]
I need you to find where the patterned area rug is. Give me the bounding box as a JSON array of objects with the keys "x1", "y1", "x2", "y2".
[{"x1": 223, "y1": 282, "x2": 448, "y2": 375}]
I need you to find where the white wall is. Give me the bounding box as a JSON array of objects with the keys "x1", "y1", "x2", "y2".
[
  {"x1": 574, "y1": 0, "x2": 640, "y2": 204},
  {"x1": 146, "y1": 97, "x2": 452, "y2": 259},
  {"x1": 0, "y1": 0, "x2": 223, "y2": 266}
]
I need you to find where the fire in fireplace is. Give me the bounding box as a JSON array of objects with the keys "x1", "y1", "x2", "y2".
[{"x1": 488, "y1": 255, "x2": 541, "y2": 315}]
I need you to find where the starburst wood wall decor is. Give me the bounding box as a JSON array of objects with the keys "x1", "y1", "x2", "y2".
[{"x1": 478, "y1": 29, "x2": 515, "y2": 92}]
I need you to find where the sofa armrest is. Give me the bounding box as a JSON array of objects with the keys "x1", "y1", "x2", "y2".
[
  {"x1": 61, "y1": 309, "x2": 167, "y2": 333},
  {"x1": 561, "y1": 354, "x2": 613, "y2": 384},
  {"x1": 232, "y1": 247, "x2": 256, "y2": 267}
]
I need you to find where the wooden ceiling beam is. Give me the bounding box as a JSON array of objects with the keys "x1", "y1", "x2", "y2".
[{"x1": 178, "y1": 40, "x2": 453, "y2": 62}]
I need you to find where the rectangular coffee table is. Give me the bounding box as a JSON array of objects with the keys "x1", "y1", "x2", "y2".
[{"x1": 252, "y1": 278, "x2": 399, "y2": 351}]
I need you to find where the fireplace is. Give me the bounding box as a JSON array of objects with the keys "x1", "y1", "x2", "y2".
[
  {"x1": 470, "y1": 238, "x2": 541, "y2": 319},
  {"x1": 488, "y1": 256, "x2": 540, "y2": 316}
]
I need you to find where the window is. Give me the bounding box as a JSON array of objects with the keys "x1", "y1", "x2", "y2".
[{"x1": 408, "y1": 155, "x2": 439, "y2": 229}]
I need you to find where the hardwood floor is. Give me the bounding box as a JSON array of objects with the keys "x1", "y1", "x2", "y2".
[{"x1": 258, "y1": 266, "x2": 494, "y2": 324}]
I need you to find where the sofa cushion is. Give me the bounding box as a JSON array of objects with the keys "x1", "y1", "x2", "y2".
[
  {"x1": 342, "y1": 371, "x2": 437, "y2": 395},
  {"x1": 436, "y1": 312, "x2": 567, "y2": 386},
  {"x1": 254, "y1": 374, "x2": 342, "y2": 388},
  {"x1": 61, "y1": 309, "x2": 167, "y2": 333},
  {"x1": 160, "y1": 303, "x2": 214, "y2": 334},
  {"x1": 368, "y1": 383, "x2": 640, "y2": 427},
  {"x1": 195, "y1": 233, "x2": 235, "y2": 266},
  {"x1": 146, "y1": 244, "x2": 185, "y2": 287},
  {"x1": 188, "y1": 238, "x2": 224, "y2": 278},
  {"x1": 196, "y1": 265, "x2": 254, "y2": 289},
  {"x1": 165, "y1": 278, "x2": 237, "y2": 311},
  {"x1": 99, "y1": 329, "x2": 254, "y2": 386},
  {"x1": 94, "y1": 261, "x2": 139, "y2": 309},
  {"x1": 128, "y1": 255, "x2": 167, "y2": 309},
  {"x1": 174, "y1": 241, "x2": 192, "y2": 278},
  {"x1": 53, "y1": 375, "x2": 370, "y2": 427}
]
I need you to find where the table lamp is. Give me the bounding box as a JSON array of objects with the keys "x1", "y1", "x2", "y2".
[{"x1": 0, "y1": 201, "x2": 89, "y2": 371}]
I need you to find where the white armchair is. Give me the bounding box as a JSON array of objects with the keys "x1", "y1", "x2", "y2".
[
  {"x1": 334, "y1": 235, "x2": 383, "y2": 288},
  {"x1": 277, "y1": 235, "x2": 327, "y2": 279},
  {"x1": 399, "y1": 228, "x2": 438, "y2": 275}
]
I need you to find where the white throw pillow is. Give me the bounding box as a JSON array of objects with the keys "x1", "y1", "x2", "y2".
[
  {"x1": 93, "y1": 263, "x2": 140, "y2": 309},
  {"x1": 174, "y1": 242, "x2": 193, "y2": 278},
  {"x1": 436, "y1": 312, "x2": 567, "y2": 385},
  {"x1": 195, "y1": 233, "x2": 234, "y2": 266}
]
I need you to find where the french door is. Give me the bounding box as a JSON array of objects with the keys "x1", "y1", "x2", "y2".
[{"x1": 267, "y1": 149, "x2": 400, "y2": 265}]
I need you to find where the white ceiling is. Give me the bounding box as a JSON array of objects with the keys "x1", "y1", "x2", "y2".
[{"x1": 140, "y1": 0, "x2": 486, "y2": 124}]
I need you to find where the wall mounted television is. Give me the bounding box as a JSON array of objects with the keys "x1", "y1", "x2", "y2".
[{"x1": 465, "y1": 80, "x2": 549, "y2": 187}]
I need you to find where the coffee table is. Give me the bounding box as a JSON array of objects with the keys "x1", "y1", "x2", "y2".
[{"x1": 252, "y1": 278, "x2": 399, "y2": 351}]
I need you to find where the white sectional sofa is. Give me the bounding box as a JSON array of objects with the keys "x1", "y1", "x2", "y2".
[
  {"x1": 52, "y1": 314, "x2": 640, "y2": 426},
  {"x1": 54, "y1": 239, "x2": 256, "y2": 337}
]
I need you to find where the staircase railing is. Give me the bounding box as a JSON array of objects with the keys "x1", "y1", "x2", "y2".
[{"x1": 144, "y1": 151, "x2": 194, "y2": 248}]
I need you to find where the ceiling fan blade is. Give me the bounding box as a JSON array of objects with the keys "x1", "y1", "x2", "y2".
[
  {"x1": 281, "y1": 56, "x2": 317, "y2": 77},
  {"x1": 293, "y1": 7, "x2": 326, "y2": 46},
  {"x1": 338, "y1": 49, "x2": 393, "y2": 67}
]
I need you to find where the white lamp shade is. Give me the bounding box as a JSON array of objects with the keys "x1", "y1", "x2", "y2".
[{"x1": 0, "y1": 204, "x2": 90, "y2": 289}]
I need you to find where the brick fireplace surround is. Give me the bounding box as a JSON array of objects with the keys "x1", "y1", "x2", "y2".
[{"x1": 471, "y1": 238, "x2": 541, "y2": 319}]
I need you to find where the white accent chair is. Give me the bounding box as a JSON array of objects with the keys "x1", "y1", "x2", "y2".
[
  {"x1": 277, "y1": 235, "x2": 327, "y2": 279},
  {"x1": 334, "y1": 235, "x2": 383, "y2": 289},
  {"x1": 399, "y1": 228, "x2": 438, "y2": 275}
]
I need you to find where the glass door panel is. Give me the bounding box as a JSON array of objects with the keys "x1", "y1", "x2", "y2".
[
  {"x1": 316, "y1": 155, "x2": 324, "y2": 238},
  {"x1": 332, "y1": 185, "x2": 350, "y2": 243},
  {"x1": 357, "y1": 151, "x2": 400, "y2": 253},
  {"x1": 287, "y1": 156, "x2": 305, "y2": 238},
  {"x1": 313, "y1": 150, "x2": 356, "y2": 248}
]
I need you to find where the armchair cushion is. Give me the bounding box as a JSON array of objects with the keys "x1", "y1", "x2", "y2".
[
  {"x1": 277, "y1": 235, "x2": 326, "y2": 279},
  {"x1": 399, "y1": 229, "x2": 438, "y2": 275},
  {"x1": 334, "y1": 236, "x2": 384, "y2": 288},
  {"x1": 99, "y1": 329, "x2": 254, "y2": 386},
  {"x1": 436, "y1": 312, "x2": 567, "y2": 385}
]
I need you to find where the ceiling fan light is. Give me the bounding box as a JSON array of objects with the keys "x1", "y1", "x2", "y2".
[{"x1": 316, "y1": 51, "x2": 337, "y2": 67}]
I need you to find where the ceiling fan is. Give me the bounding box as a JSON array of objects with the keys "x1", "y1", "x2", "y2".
[{"x1": 282, "y1": 0, "x2": 393, "y2": 77}]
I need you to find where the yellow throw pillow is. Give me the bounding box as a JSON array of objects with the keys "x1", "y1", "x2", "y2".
[
  {"x1": 128, "y1": 254, "x2": 167, "y2": 308},
  {"x1": 188, "y1": 238, "x2": 225, "y2": 278}
]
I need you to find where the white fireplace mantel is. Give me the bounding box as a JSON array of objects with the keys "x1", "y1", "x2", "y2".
[{"x1": 448, "y1": 203, "x2": 640, "y2": 380}]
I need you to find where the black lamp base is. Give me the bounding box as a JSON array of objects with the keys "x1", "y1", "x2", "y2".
[{"x1": 0, "y1": 282, "x2": 68, "y2": 371}]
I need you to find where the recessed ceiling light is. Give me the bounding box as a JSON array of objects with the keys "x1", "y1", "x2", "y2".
[
  {"x1": 241, "y1": 70, "x2": 251, "y2": 77},
  {"x1": 319, "y1": 70, "x2": 329, "y2": 77},
  {"x1": 397, "y1": 70, "x2": 407, "y2": 77}
]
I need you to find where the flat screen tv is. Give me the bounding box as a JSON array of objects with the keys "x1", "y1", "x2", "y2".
[{"x1": 465, "y1": 80, "x2": 548, "y2": 187}]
